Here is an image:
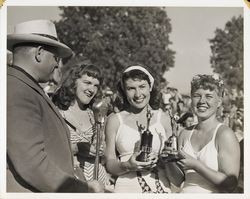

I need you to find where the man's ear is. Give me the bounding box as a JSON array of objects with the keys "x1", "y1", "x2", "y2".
[{"x1": 35, "y1": 46, "x2": 44, "y2": 62}]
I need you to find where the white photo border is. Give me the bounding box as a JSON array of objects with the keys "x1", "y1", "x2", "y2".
[{"x1": 1, "y1": 0, "x2": 249, "y2": 199}]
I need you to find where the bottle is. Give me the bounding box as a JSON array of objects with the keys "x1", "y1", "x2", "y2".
[
  {"x1": 167, "y1": 134, "x2": 178, "y2": 154},
  {"x1": 136, "y1": 108, "x2": 153, "y2": 162},
  {"x1": 161, "y1": 110, "x2": 179, "y2": 161},
  {"x1": 136, "y1": 129, "x2": 153, "y2": 162}
]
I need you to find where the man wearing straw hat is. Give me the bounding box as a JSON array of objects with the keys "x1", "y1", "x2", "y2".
[{"x1": 7, "y1": 19, "x2": 103, "y2": 193}]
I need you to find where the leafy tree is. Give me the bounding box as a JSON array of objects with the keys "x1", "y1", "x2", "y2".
[
  {"x1": 55, "y1": 7, "x2": 175, "y2": 90},
  {"x1": 209, "y1": 15, "x2": 243, "y2": 91}
]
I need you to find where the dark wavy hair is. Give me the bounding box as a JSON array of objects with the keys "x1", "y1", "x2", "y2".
[
  {"x1": 52, "y1": 62, "x2": 103, "y2": 110},
  {"x1": 191, "y1": 74, "x2": 225, "y2": 97},
  {"x1": 117, "y1": 66, "x2": 161, "y2": 110}
]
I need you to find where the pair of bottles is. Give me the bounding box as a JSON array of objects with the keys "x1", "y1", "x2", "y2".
[{"x1": 136, "y1": 108, "x2": 179, "y2": 162}]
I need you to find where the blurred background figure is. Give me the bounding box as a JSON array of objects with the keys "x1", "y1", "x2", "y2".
[
  {"x1": 161, "y1": 86, "x2": 172, "y2": 112},
  {"x1": 176, "y1": 112, "x2": 195, "y2": 133}
]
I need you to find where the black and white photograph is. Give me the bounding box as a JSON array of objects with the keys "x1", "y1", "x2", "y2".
[{"x1": 0, "y1": 0, "x2": 249, "y2": 199}]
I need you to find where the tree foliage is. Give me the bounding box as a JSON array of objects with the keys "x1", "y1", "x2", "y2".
[
  {"x1": 209, "y1": 15, "x2": 243, "y2": 91},
  {"x1": 55, "y1": 7, "x2": 175, "y2": 90}
]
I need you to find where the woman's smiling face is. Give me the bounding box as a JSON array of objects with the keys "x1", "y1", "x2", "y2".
[
  {"x1": 124, "y1": 78, "x2": 151, "y2": 110},
  {"x1": 191, "y1": 88, "x2": 222, "y2": 120},
  {"x1": 75, "y1": 74, "x2": 100, "y2": 105}
]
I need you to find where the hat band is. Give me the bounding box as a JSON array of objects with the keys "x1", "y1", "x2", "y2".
[{"x1": 32, "y1": 33, "x2": 58, "y2": 41}]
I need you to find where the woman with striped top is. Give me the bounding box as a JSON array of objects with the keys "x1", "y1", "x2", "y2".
[{"x1": 52, "y1": 61, "x2": 109, "y2": 187}]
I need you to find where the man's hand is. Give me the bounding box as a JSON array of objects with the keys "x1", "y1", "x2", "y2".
[{"x1": 87, "y1": 180, "x2": 104, "y2": 193}]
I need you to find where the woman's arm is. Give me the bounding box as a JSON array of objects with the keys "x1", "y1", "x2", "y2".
[
  {"x1": 178, "y1": 125, "x2": 240, "y2": 192},
  {"x1": 104, "y1": 113, "x2": 130, "y2": 176},
  {"x1": 213, "y1": 125, "x2": 240, "y2": 191}
]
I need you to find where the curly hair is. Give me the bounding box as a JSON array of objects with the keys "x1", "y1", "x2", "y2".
[
  {"x1": 191, "y1": 74, "x2": 224, "y2": 97},
  {"x1": 117, "y1": 66, "x2": 161, "y2": 110},
  {"x1": 52, "y1": 62, "x2": 103, "y2": 110}
]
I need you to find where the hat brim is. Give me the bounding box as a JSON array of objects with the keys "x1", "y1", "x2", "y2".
[{"x1": 7, "y1": 34, "x2": 73, "y2": 58}]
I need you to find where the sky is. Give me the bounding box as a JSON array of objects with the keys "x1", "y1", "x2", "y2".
[
  {"x1": 7, "y1": 6, "x2": 243, "y2": 94},
  {"x1": 164, "y1": 7, "x2": 242, "y2": 94}
]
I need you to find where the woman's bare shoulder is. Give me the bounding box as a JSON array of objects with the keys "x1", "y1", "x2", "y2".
[
  {"x1": 107, "y1": 112, "x2": 120, "y2": 124},
  {"x1": 216, "y1": 124, "x2": 238, "y2": 144}
]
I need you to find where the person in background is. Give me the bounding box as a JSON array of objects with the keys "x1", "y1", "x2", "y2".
[
  {"x1": 169, "y1": 97, "x2": 178, "y2": 115},
  {"x1": 105, "y1": 65, "x2": 173, "y2": 193},
  {"x1": 177, "y1": 74, "x2": 240, "y2": 193},
  {"x1": 172, "y1": 88, "x2": 183, "y2": 104},
  {"x1": 229, "y1": 100, "x2": 238, "y2": 128},
  {"x1": 7, "y1": 19, "x2": 103, "y2": 192},
  {"x1": 221, "y1": 108, "x2": 231, "y2": 126},
  {"x1": 182, "y1": 95, "x2": 192, "y2": 112},
  {"x1": 161, "y1": 86, "x2": 172, "y2": 112},
  {"x1": 176, "y1": 100, "x2": 185, "y2": 117},
  {"x1": 52, "y1": 62, "x2": 111, "y2": 190},
  {"x1": 177, "y1": 112, "x2": 194, "y2": 128}
]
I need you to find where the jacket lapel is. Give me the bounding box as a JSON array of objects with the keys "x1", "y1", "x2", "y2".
[{"x1": 8, "y1": 67, "x2": 71, "y2": 143}]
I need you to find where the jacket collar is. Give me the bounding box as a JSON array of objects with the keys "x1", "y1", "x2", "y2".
[
  {"x1": 10, "y1": 65, "x2": 42, "y2": 89},
  {"x1": 7, "y1": 65, "x2": 71, "y2": 143}
]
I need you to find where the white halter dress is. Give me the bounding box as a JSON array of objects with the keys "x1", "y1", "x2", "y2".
[
  {"x1": 181, "y1": 123, "x2": 222, "y2": 193},
  {"x1": 114, "y1": 109, "x2": 171, "y2": 193}
]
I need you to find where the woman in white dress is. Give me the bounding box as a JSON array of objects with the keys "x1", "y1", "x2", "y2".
[
  {"x1": 177, "y1": 74, "x2": 240, "y2": 193},
  {"x1": 105, "y1": 65, "x2": 173, "y2": 193}
]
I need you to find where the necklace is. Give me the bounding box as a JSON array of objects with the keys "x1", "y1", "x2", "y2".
[
  {"x1": 68, "y1": 105, "x2": 95, "y2": 129},
  {"x1": 136, "y1": 168, "x2": 168, "y2": 193},
  {"x1": 86, "y1": 108, "x2": 95, "y2": 126},
  {"x1": 86, "y1": 108, "x2": 98, "y2": 144}
]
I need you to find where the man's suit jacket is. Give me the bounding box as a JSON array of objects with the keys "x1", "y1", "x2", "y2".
[{"x1": 7, "y1": 66, "x2": 88, "y2": 192}]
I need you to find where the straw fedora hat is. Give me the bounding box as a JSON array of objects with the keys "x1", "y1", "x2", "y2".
[{"x1": 7, "y1": 19, "x2": 73, "y2": 58}]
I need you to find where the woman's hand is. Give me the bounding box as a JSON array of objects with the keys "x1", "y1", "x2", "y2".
[
  {"x1": 177, "y1": 149, "x2": 200, "y2": 171},
  {"x1": 87, "y1": 180, "x2": 104, "y2": 193},
  {"x1": 73, "y1": 156, "x2": 80, "y2": 168},
  {"x1": 123, "y1": 151, "x2": 158, "y2": 172}
]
